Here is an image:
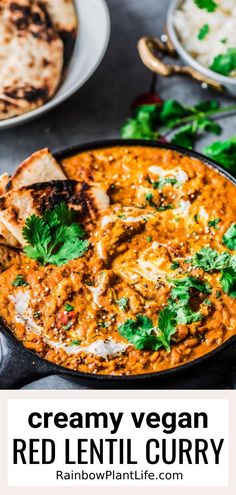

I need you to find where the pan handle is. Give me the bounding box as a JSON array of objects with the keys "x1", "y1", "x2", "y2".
[
  {"x1": 0, "y1": 323, "x2": 57, "y2": 389},
  {"x1": 137, "y1": 36, "x2": 224, "y2": 92}
]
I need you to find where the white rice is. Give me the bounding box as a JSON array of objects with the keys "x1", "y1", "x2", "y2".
[{"x1": 174, "y1": 0, "x2": 236, "y2": 76}]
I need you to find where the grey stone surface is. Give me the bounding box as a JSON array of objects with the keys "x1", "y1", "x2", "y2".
[{"x1": 1, "y1": 0, "x2": 235, "y2": 388}]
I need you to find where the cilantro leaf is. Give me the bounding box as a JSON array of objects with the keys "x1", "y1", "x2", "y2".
[
  {"x1": 22, "y1": 202, "x2": 89, "y2": 266},
  {"x1": 153, "y1": 177, "x2": 178, "y2": 189},
  {"x1": 222, "y1": 223, "x2": 236, "y2": 250},
  {"x1": 192, "y1": 248, "x2": 231, "y2": 271},
  {"x1": 220, "y1": 267, "x2": 236, "y2": 298},
  {"x1": 203, "y1": 136, "x2": 236, "y2": 172},
  {"x1": 175, "y1": 305, "x2": 202, "y2": 325},
  {"x1": 210, "y1": 48, "x2": 236, "y2": 76},
  {"x1": 120, "y1": 104, "x2": 160, "y2": 140},
  {"x1": 169, "y1": 276, "x2": 211, "y2": 302},
  {"x1": 160, "y1": 100, "x2": 189, "y2": 124},
  {"x1": 157, "y1": 308, "x2": 177, "y2": 351},
  {"x1": 197, "y1": 118, "x2": 222, "y2": 135},
  {"x1": 198, "y1": 24, "x2": 209, "y2": 40},
  {"x1": 208, "y1": 218, "x2": 221, "y2": 228},
  {"x1": 194, "y1": 0, "x2": 218, "y2": 12},
  {"x1": 65, "y1": 303, "x2": 74, "y2": 312},
  {"x1": 11, "y1": 275, "x2": 29, "y2": 287},
  {"x1": 171, "y1": 123, "x2": 196, "y2": 149}
]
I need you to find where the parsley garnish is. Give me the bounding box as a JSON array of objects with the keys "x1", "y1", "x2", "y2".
[
  {"x1": 146, "y1": 236, "x2": 153, "y2": 242},
  {"x1": 210, "y1": 48, "x2": 236, "y2": 76},
  {"x1": 22, "y1": 202, "x2": 89, "y2": 266},
  {"x1": 198, "y1": 24, "x2": 209, "y2": 40},
  {"x1": 222, "y1": 223, "x2": 236, "y2": 250},
  {"x1": 64, "y1": 303, "x2": 74, "y2": 312},
  {"x1": 11, "y1": 275, "x2": 29, "y2": 287},
  {"x1": 208, "y1": 218, "x2": 221, "y2": 229},
  {"x1": 116, "y1": 297, "x2": 129, "y2": 311},
  {"x1": 194, "y1": 0, "x2": 217, "y2": 12}
]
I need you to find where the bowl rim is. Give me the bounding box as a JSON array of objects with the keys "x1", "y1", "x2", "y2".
[
  {"x1": 167, "y1": 0, "x2": 236, "y2": 87},
  {"x1": 1, "y1": 138, "x2": 234, "y2": 384},
  {"x1": 0, "y1": 0, "x2": 111, "y2": 130}
]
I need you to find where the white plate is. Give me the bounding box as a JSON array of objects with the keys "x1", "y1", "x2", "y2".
[{"x1": 0, "y1": 0, "x2": 110, "y2": 130}]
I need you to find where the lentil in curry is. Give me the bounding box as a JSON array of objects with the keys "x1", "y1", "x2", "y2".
[{"x1": 0, "y1": 145, "x2": 236, "y2": 375}]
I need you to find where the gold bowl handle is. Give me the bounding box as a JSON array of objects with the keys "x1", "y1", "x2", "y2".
[{"x1": 137, "y1": 36, "x2": 224, "y2": 92}]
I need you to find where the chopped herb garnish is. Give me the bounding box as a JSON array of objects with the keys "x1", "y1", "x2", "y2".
[
  {"x1": 220, "y1": 268, "x2": 236, "y2": 298},
  {"x1": 71, "y1": 340, "x2": 81, "y2": 346},
  {"x1": 64, "y1": 303, "x2": 74, "y2": 312},
  {"x1": 198, "y1": 24, "x2": 209, "y2": 40},
  {"x1": 146, "y1": 236, "x2": 153, "y2": 242},
  {"x1": 194, "y1": 214, "x2": 199, "y2": 223},
  {"x1": 210, "y1": 48, "x2": 236, "y2": 76},
  {"x1": 220, "y1": 38, "x2": 227, "y2": 44},
  {"x1": 208, "y1": 218, "x2": 221, "y2": 229},
  {"x1": 222, "y1": 223, "x2": 236, "y2": 250},
  {"x1": 157, "y1": 204, "x2": 173, "y2": 211},
  {"x1": 194, "y1": 0, "x2": 217, "y2": 12},
  {"x1": 33, "y1": 311, "x2": 41, "y2": 319},
  {"x1": 62, "y1": 321, "x2": 73, "y2": 331},
  {"x1": 170, "y1": 261, "x2": 180, "y2": 270},
  {"x1": 11, "y1": 275, "x2": 29, "y2": 287},
  {"x1": 203, "y1": 136, "x2": 236, "y2": 173},
  {"x1": 22, "y1": 202, "x2": 89, "y2": 266},
  {"x1": 98, "y1": 321, "x2": 110, "y2": 328},
  {"x1": 116, "y1": 297, "x2": 129, "y2": 311}
]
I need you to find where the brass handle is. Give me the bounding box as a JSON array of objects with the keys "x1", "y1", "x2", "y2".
[{"x1": 137, "y1": 36, "x2": 224, "y2": 92}]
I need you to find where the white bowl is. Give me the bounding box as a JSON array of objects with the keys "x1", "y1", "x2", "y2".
[
  {"x1": 0, "y1": 0, "x2": 110, "y2": 130},
  {"x1": 167, "y1": 0, "x2": 236, "y2": 96}
]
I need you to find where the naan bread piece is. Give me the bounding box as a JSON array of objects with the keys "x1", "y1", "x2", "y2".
[
  {"x1": 0, "y1": 180, "x2": 110, "y2": 247},
  {"x1": 42, "y1": 0, "x2": 77, "y2": 62},
  {"x1": 6, "y1": 148, "x2": 66, "y2": 191},
  {"x1": 0, "y1": 244, "x2": 22, "y2": 273},
  {"x1": 0, "y1": 0, "x2": 63, "y2": 120},
  {"x1": 0, "y1": 222, "x2": 21, "y2": 248},
  {"x1": 0, "y1": 173, "x2": 10, "y2": 195}
]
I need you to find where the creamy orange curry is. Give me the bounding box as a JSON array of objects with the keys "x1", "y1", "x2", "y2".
[{"x1": 0, "y1": 145, "x2": 236, "y2": 375}]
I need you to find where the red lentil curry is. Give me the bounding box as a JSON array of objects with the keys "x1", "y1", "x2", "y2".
[{"x1": 0, "y1": 145, "x2": 236, "y2": 376}]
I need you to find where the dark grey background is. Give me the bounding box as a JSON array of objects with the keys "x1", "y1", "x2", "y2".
[{"x1": 0, "y1": 0, "x2": 235, "y2": 388}]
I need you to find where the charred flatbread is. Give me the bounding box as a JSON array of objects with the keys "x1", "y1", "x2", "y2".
[
  {"x1": 0, "y1": 180, "x2": 110, "y2": 246},
  {"x1": 0, "y1": 0, "x2": 64, "y2": 120}
]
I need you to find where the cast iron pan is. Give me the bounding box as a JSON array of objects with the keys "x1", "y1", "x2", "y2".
[{"x1": 1, "y1": 139, "x2": 236, "y2": 389}]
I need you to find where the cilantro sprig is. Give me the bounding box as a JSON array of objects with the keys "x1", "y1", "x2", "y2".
[
  {"x1": 192, "y1": 246, "x2": 236, "y2": 298},
  {"x1": 22, "y1": 202, "x2": 89, "y2": 266},
  {"x1": 119, "y1": 276, "x2": 211, "y2": 351},
  {"x1": 198, "y1": 24, "x2": 209, "y2": 40}
]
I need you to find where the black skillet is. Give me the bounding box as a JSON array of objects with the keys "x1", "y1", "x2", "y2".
[{"x1": 1, "y1": 139, "x2": 236, "y2": 389}]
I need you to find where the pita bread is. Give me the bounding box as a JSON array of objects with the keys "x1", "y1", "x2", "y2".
[
  {"x1": 6, "y1": 148, "x2": 67, "y2": 191},
  {"x1": 42, "y1": 0, "x2": 77, "y2": 62},
  {"x1": 0, "y1": 173, "x2": 10, "y2": 195},
  {"x1": 0, "y1": 180, "x2": 110, "y2": 247},
  {"x1": 0, "y1": 221, "x2": 21, "y2": 248},
  {"x1": 0, "y1": 0, "x2": 64, "y2": 120}
]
